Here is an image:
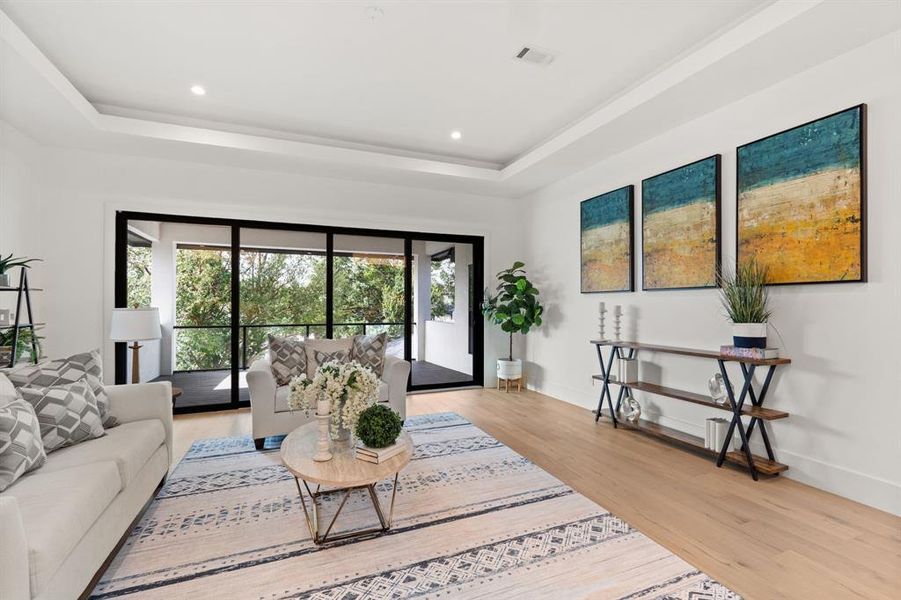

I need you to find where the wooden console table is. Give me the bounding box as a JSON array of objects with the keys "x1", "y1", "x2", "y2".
[{"x1": 590, "y1": 340, "x2": 791, "y2": 480}]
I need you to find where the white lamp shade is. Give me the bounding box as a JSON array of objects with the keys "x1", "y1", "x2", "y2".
[{"x1": 110, "y1": 307, "x2": 161, "y2": 342}]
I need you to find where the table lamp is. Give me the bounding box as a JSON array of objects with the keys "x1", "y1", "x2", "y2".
[{"x1": 110, "y1": 307, "x2": 161, "y2": 384}]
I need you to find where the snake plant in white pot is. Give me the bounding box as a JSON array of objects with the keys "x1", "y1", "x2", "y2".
[
  {"x1": 719, "y1": 258, "x2": 771, "y2": 349},
  {"x1": 481, "y1": 262, "x2": 544, "y2": 381}
]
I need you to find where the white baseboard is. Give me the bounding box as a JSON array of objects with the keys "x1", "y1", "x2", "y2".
[{"x1": 528, "y1": 379, "x2": 901, "y2": 516}]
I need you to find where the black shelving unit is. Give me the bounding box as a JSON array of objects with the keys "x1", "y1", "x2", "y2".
[{"x1": 1, "y1": 267, "x2": 43, "y2": 368}]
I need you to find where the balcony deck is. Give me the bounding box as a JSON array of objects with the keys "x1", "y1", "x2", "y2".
[{"x1": 153, "y1": 360, "x2": 471, "y2": 410}]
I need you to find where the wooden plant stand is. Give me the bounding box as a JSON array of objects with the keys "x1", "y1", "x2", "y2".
[
  {"x1": 591, "y1": 340, "x2": 791, "y2": 481},
  {"x1": 497, "y1": 375, "x2": 523, "y2": 392}
]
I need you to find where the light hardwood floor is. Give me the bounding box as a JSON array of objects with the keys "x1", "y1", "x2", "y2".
[{"x1": 173, "y1": 388, "x2": 901, "y2": 599}]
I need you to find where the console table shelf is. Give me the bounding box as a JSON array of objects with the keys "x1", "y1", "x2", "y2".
[
  {"x1": 591, "y1": 339, "x2": 791, "y2": 480},
  {"x1": 597, "y1": 410, "x2": 788, "y2": 475},
  {"x1": 590, "y1": 376, "x2": 789, "y2": 420}
]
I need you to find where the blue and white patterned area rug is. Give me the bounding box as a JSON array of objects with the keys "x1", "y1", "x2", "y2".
[{"x1": 91, "y1": 413, "x2": 740, "y2": 599}]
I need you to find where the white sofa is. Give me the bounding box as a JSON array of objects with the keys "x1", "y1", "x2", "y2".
[
  {"x1": 0, "y1": 382, "x2": 173, "y2": 600},
  {"x1": 247, "y1": 355, "x2": 410, "y2": 448}
]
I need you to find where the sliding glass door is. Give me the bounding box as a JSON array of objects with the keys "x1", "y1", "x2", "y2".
[
  {"x1": 116, "y1": 213, "x2": 484, "y2": 412},
  {"x1": 333, "y1": 235, "x2": 407, "y2": 357}
]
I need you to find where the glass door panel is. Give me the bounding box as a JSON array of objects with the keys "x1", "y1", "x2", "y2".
[
  {"x1": 124, "y1": 220, "x2": 235, "y2": 411},
  {"x1": 410, "y1": 240, "x2": 475, "y2": 388},
  {"x1": 333, "y1": 235, "x2": 406, "y2": 358},
  {"x1": 239, "y1": 229, "x2": 328, "y2": 371}
]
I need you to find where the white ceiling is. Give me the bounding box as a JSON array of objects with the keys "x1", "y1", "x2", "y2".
[
  {"x1": 1, "y1": 1, "x2": 900, "y2": 196},
  {"x1": 0, "y1": 0, "x2": 764, "y2": 166}
]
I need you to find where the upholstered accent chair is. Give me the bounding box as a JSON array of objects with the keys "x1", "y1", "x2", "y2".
[{"x1": 246, "y1": 338, "x2": 410, "y2": 449}]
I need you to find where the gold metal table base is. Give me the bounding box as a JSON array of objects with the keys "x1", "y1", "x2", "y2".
[{"x1": 293, "y1": 473, "x2": 400, "y2": 545}]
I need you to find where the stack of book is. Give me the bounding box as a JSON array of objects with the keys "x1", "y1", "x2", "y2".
[
  {"x1": 355, "y1": 440, "x2": 406, "y2": 464},
  {"x1": 705, "y1": 418, "x2": 736, "y2": 451},
  {"x1": 720, "y1": 345, "x2": 779, "y2": 360}
]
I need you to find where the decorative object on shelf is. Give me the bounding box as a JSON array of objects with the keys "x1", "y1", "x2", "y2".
[
  {"x1": 719, "y1": 258, "x2": 771, "y2": 349},
  {"x1": 287, "y1": 359, "x2": 380, "y2": 444},
  {"x1": 109, "y1": 307, "x2": 162, "y2": 384},
  {"x1": 355, "y1": 404, "x2": 403, "y2": 449},
  {"x1": 612, "y1": 304, "x2": 622, "y2": 341},
  {"x1": 704, "y1": 417, "x2": 734, "y2": 452},
  {"x1": 597, "y1": 302, "x2": 606, "y2": 340},
  {"x1": 708, "y1": 372, "x2": 727, "y2": 405},
  {"x1": 720, "y1": 345, "x2": 779, "y2": 360},
  {"x1": 0, "y1": 309, "x2": 8, "y2": 326},
  {"x1": 0, "y1": 254, "x2": 40, "y2": 288},
  {"x1": 580, "y1": 185, "x2": 634, "y2": 293},
  {"x1": 642, "y1": 155, "x2": 721, "y2": 290},
  {"x1": 738, "y1": 104, "x2": 866, "y2": 285},
  {"x1": 616, "y1": 393, "x2": 641, "y2": 424},
  {"x1": 1, "y1": 266, "x2": 41, "y2": 368},
  {"x1": 482, "y1": 261, "x2": 544, "y2": 385},
  {"x1": 591, "y1": 340, "x2": 791, "y2": 481},
  {"x1": 0, "y1": 328, "x2": 42, "y2": 367},
  {"x1": 618, "y1": 356, "x2": 637, "y2": 383}
]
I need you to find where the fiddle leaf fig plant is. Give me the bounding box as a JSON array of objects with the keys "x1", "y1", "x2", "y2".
[{"x1": 481, "y1": 261, "x2": 544, "y2": 361}]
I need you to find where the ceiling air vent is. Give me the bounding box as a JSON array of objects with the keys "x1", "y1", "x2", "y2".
[{"x1": 514, "y1": 46, "x2": 555, "y2": 66}]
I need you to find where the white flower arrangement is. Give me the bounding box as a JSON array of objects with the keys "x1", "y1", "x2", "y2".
[{"x1": 288, "y1": 360, "x2": 380, "y2": 436}]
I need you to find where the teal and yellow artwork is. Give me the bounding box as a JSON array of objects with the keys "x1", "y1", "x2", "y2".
[
  {"x1": 580, "y1": 186, "x2": 633, "y2": 293},
  {"x1": 641, "y1": 155, "x2": 720, "y2": 290},
  {"x1": 737, "y1": 105, "x2": 866, "y2": 284}
]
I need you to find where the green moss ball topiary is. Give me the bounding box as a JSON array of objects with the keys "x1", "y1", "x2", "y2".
[{"x1": 355, "y1": 404, "x2": 403, "y2": 448}]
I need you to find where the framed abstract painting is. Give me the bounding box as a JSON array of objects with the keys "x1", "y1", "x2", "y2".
[
  {"x1": 737, "y1": 104, "x2": 866, "y2": 285},
  {"x1": 580, "y1": 185, "x2": 634, "y2": 293},
  {"x1": 641, "y1": 155, "x2": 721, "y2": 290}
]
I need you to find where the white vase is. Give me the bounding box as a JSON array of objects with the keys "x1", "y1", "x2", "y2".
[
  {"x1": 497, "y1": 359, "x2": 522, "y2": 380},
  {"x1": 732, "y1": 323, "x2": 767, "y2": 349}
]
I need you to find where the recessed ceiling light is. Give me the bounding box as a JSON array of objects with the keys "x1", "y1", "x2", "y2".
[
  {"x1": 450, "y1": 130, "x2": 462, "y2": 141},
  {"x1": 190, "y1": 85, "x2": 206, "y2": 96}
]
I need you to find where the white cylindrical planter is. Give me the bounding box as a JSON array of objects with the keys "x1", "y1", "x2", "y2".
[
  {"x1": 0, "y1": 273, "x2": 10, "y2": 288},
  {"x1": 497, "y1": 359, "x2": 522, "y2": 380},
  {"x1": 732, "y1": 323, "x2": 767, "y2": 349}
]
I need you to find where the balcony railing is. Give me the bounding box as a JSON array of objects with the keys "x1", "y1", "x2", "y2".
[{"x1": 172, "y1": 322, "x2": 407, "y2": 372}]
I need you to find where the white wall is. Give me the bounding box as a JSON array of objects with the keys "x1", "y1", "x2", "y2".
[
  {"x1": 9, "y1": 143, "x2": 522, "y2": 387},
  {"x1": 522, "y1": 32, "x2": 901, "y2": 515},
  {"x1": 0, "y1": 123, "x2": 45, "y2": 359}
]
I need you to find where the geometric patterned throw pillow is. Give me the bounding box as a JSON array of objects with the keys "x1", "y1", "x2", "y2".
[
  {"x1": 351, "y1": 332, "x2": 388, "y2": 378},
  {"x1": 312, "y1": 349, "x2": 349, "y2": 372},
  {"x1": 2, "y1": 349, "x2": 117, "y2": 428},
  {"x1": 267, "y1": 334, "x2": 307, "y2": 386},
  {"x1": 0, "y1": 398, "x2": 46, "y2": 492},
  {"x1": 16, "y1": 381, "x2": 105, "y2": 453}
]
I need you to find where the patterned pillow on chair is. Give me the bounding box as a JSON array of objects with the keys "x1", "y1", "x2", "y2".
[
  {"x1": 17, "y1": 381, "x2": 105, "y2": 453},
  {"x1": 312, "y1": 349, "x2": 349, "y2": 370},
  {"x1": 267, "y1": 334, "x2": 307, "y2": 386},
  {"x1": 3, "y1": 349, "x2": 117, "y2": 427},
  {"x1": 0, "y1": 397, "x2": 46, "y2": 492},
  {"x1": 351, "y1": 332, "x2": 388, "y2": 377}
]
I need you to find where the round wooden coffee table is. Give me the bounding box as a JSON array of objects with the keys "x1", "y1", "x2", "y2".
[{"x1": 281, "y1": 421, "x2": 412, "y2": 544}]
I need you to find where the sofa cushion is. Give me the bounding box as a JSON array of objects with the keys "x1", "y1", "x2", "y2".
[
  {"x1": 274, "y1": 380, "x2": 389, "y2": 413},
  {"x1": 17, "y1": 381, "x2": 105, "y2": 453},
  {"x1": 267, "y1": 334, "x2": 307, "y2": 386},
  {"x1": 0, "y1": 398, "x2": 46, "y2": 491},
  {"x1": 39, "y1": 419, "x2": 165, "y2": 487},
  {"x1": 304, "y1": 338, "x2": 353, "y2": 378},
  {"x1": 2, "y1": 349, "x2": 117, "y2": 427},
  {"x1": 6, "y1": 461, "x2": 121, "y2": 596}
]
